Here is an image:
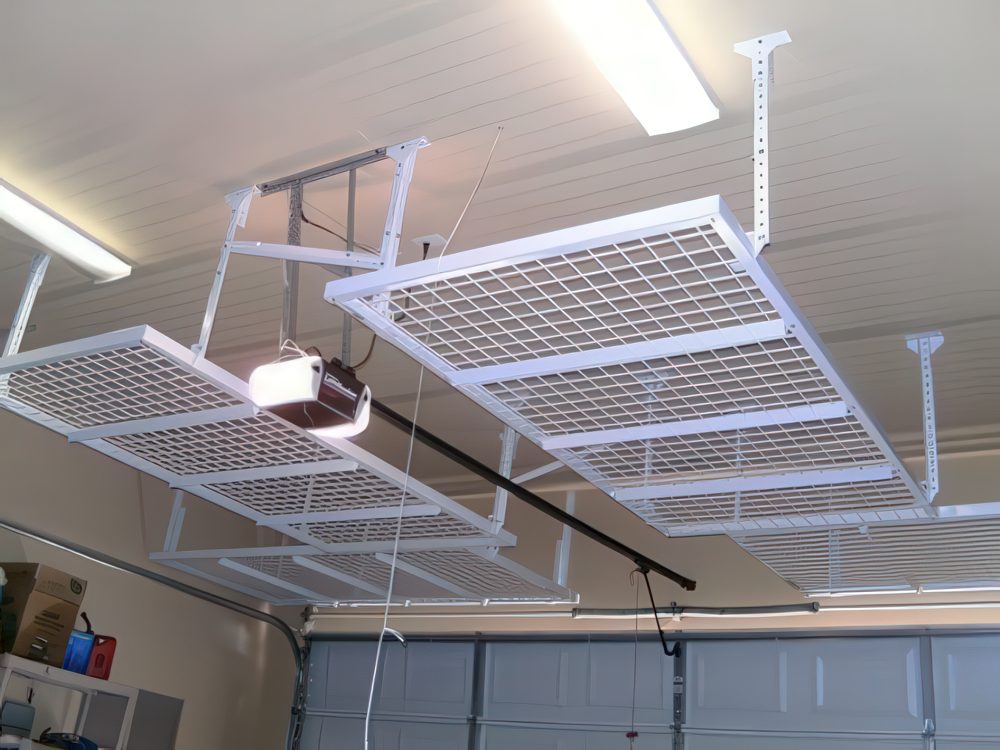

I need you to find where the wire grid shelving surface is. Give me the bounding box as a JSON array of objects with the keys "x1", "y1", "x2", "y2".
[
  {"x1": 325, "y1": 195, "x2": 928, "y2": 535},
  {"x1": 0, "y1": 326, "x2": 575, "y2": 604},
  {"x1": 159, "y1": 547, "x2": 573, "y2": 606},
  {"x1": 734, "y1": 514, "x2": 1000, "y2": 593}
]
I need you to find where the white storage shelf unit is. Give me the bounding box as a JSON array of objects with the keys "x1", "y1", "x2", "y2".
[
  {"x1": 324, "y1": 195, "x2": 929, "y2": 538},
  {"x1": 0, "y1": 327, "x2": 571, "y2": 606},
  {"x1": 0, "y1": 653, "x2": 137, "y2": 750}
]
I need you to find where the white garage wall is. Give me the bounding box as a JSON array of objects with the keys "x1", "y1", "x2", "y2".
[{"x1": 303, "y1": 633, "x2": 1000, "y2": 750}]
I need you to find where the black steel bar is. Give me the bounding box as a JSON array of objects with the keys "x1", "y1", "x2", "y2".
[
  {"x1": 259, "y1": 148, "x2": 388, "y2": 195},
  {"x1": 370, "y1": 398, "x2": 697, "y2": 591}
]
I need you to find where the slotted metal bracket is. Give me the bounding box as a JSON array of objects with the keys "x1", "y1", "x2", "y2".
[
  {"x1": 906, "y1": 331, "x2": 944, "y2": 501},
  {"x1": 491, "y1": 426, "x2": 519, "y2": 531},
  {"x1": 194, "y1": 138, "x2": 427, "y2": 357},
  {"x1": 0, "y1": 253, "x2": 50, "y2": 397},
  {"x1": 735, "y1": 30, "x2": 791, "y2": 256}
]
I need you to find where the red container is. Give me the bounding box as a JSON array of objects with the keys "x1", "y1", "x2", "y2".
[{"x1": 85, "y1": 635, "x2": 117, "y2": 680}]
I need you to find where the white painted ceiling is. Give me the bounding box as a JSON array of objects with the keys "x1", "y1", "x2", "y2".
[{"x1": 3, "y1": 0, "x2": 999, "y2": 605}]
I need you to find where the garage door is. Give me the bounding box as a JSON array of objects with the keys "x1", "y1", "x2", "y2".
[{"x1": 301, "y1": 633, "x2": 1000, "y2": 749}]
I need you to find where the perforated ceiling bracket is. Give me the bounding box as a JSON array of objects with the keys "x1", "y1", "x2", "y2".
[
  {"x1": 735, "y1": 30, "x2": 791, "y2": 256},
  {"x1": 373, "y1": 136, "x2": 430, "y2": 316},
  {"x1": 906, "y1": 331, "x2": 944, "y2": 501}
]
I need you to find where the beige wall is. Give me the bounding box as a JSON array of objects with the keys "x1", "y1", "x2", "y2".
[{"x1": 0, "y1": 411, "x2": 295, "y2": 750}]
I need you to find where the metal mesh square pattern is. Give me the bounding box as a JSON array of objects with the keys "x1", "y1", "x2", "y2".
[
  {"x1": 313, "y1": 554, "x2": 391, "y2": 588},
  {"x1": 207, "y1": 471, "x2": 426, "y2": 516},
  {"x1": 484, "y1": 338, "x2": 837, "y2": 436},
  {"x1": 571, "y1": 417, "x2": 883, "y2": 487},
  {"x1": 295, "y1": 514, "x2": 485, "y2": 544},
  {"x1": 7, "y1": 347, "x2": 241, "y2": 428},
  {"x1": 736, "y1": 518, "x2": 1000, "y2": 593},
  {"x1": 108, "y1": 414, "x2": 323, "y2": 475},
  {"x1": 386, "y1": 225, "x2": 780, "y2": 369},
  {"x1": 244, "y1": 556, "x2": 305, "y2": 582},
  {"x1": 398, "y1": 550, "x2": 559, "y2": 599},
  {"x1": 622, "y1": 475, "x2": 916, "y2": 527}
]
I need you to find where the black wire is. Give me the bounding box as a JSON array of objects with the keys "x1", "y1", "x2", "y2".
[
  {"x1": 640, "y1": 568, "x2": 680, "y2": 657},
  {"x1": 300, "y1": 208, "x2": 379, "y2": 255},
  {"x1": 352, "y1": 334, "x2": 377, "y2": 370}
]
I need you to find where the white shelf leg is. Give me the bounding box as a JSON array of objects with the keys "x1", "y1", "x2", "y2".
[
  {"x1": 735, "y1": 30, "x2": 792, "y2": 255},
  {"x1": 907, "y1": 331, "x2": 944, "y2": 501}
]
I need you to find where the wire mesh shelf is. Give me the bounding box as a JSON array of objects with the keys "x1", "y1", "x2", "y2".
[
  {"x1": 0, "y1": 326, "x2": 514, "y2": 555},
  {"x1": 325, "y1": 195, "x2": 927, "y2": 535}
]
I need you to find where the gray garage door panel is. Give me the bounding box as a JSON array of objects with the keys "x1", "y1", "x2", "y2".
[
  {"x1": 481, "y1": 724, "x2": 671, "y2": 749},
  {"x1": 684, "y1": 735, "x2": 924, "y2": 750}
]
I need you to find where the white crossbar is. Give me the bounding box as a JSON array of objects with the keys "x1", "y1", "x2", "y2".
[
  {"x1": 227, "y1": 240, "x2": 383, "y2": 269},
  {"x1": 291, "y1": 556, "x2": 388, "y2": 598},
  {"x1": 615, "y1": 463, "x2": 896, "y2": 502},
  {"x1": 217, "y1": 558, "x2": 330, "y2": 601},
  {"x1": 169, "y1": 459, "x2": 359, "y2": 487},
  {"x1": 449, "y1": 320, "x2": 789, "y2": 386},
  {"x1": 542, "y1": 401, "x2": 849, "y2": 450},
  {"x1": 67, "y1": 404, "x2": 256, "y2": 442},
  {"x1": 259, "y1": 504, "x2": 441, "y2": 526},
  {"x1": 374, "y1": 553, "x2": 481, "y2": 600}
]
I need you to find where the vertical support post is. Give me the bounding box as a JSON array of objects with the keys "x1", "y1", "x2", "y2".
[
  {"x1": 195, "y1": 186, "x2": 258, "y2": 358},
  {"x1": 490, "y1": 426, "x2": 519, "y2": 531},
  {"x1": 75, "y1": 692, "x2": 93, "y2": 734},
  {"x1": 374, "y1": 137, "x2": 428, "y2": 316},
  {"x1": 553, "y1": 491, "x2": 575, "y2": 587},
  {"x1": 919, "y1": 636, "x2": 936, "y2": 750},
  {"x1": 828, "y1": 528, "x2": 843, "y2": 592},
  {"x1": 906, "y1": 331, "x2": 944, "y2": 501},
  {"x1": 3, "y1": 253, "x2": 50, "y2": 358},
  {"x1": 341, "y1": 168, "x2": 357, "y2": 364},
  {"x1": 281, "y1": 183, "x2": 303, "y2": 346},
  {"x1": 671, "y1": 644, "x2": 686, "y2": 750},
  {"x1": 734, "y1": 31, "x2": 791, "y2": 256},
  {"x1": 0, "y1": 253, "x2": 49, "y2": 398},
  {"x1": 162, "y1": 489, "x2": 187, "y2": 553}
]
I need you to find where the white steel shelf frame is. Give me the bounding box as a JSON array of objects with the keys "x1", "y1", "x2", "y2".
[
  {"x1": 0, "y1": 326, "x2": 511, "y2": 553},
  {"x1": 324, "y1": 195, "x2": 929, "y2": 535},
  {"x1": 0, "y1": 325, "x2": 575, "y2": 605},
  {"x1": 733, "y1": 502, "x2": 1000, "y2": 594}
]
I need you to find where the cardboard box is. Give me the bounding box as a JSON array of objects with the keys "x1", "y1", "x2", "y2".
[{"x1": 1, "y1": 563, "x2": 86, "y2": 665}]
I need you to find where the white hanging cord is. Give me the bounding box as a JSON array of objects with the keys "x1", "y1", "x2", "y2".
[
  {"x1": 363, "y1": 364, "x2": 427, "y2": 750},
  {"x1": 438, "y1": 125, "x2": 503, "y2": 258}
]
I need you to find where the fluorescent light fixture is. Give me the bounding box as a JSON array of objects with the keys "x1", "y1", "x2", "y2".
[
  {"x1": 550, "y1": 0, "x2": 718, "y2": 135},
  {"x1": 807, "y1": 585, "x2": 917, "y2": 598},
  {"x1": 0, "y1": 179, "x2": 131, "y2": 282}
]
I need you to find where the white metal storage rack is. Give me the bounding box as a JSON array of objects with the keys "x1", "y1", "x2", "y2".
[
  {"x1": 323, "y1": 194, "x2": 931, "y2": 537},
  {"x1": 0, "y1": 326, "x2": 571, "y2": 606}
]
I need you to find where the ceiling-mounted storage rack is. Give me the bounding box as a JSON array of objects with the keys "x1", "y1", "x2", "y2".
[
  {"x1": 733, "y1": 503, "x2": 1000, "y2": 594},
  {"x1": 0, "y1": 325, "x2": 572, "y2": 605},
  {"x1": 324, "y1": 194, "x2": 930, "y2": 536}
]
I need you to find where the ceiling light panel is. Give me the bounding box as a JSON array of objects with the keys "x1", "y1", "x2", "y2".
[
  {"x1": 0, "y1": 180, "x2": 130, "y2": 282},
  {"x1": 550, "y1": 0, "x2": 719, "y2": 135},
  {"x1": 325, "y1": 195, "x2": 928, "y2": 536}
]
